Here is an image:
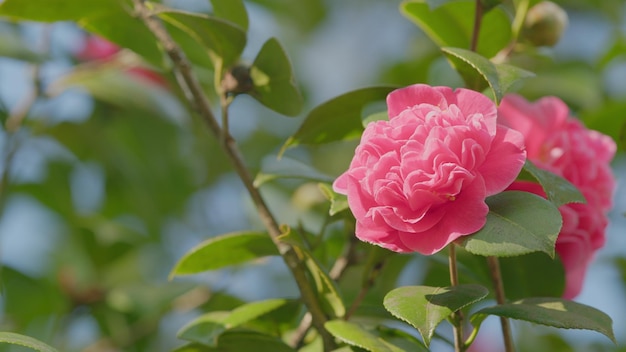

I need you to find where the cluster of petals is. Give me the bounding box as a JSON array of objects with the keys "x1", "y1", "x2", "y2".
[
  {"x1": 499, "y1": 94, "x2": 616, "y2": 299},
  {"x1": 333, "y1": 84, "x2": 526, "y2": 255}
]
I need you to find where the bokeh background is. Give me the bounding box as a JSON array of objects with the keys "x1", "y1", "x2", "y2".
[{"x1": 0, "y1": 0, "x2": 624, "y2": 351}]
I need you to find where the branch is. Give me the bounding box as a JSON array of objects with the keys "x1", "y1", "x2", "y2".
[
  {"x1": 130, "y1": 1, "x2": 335, "y2": 349},
  {"x1": 487, "y1": 256, "x2": 515, "y2": 352}
]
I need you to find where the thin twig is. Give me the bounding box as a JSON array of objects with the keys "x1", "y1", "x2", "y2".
[
  {"x1": 470, "y1": 0, "x2": 484, "y2": 52},
  {"x1": 130, "y1": 1, "x2": 335, "y2": 349},
  {"x1": 487, "y1": 256, "x2": 515, "y2": 352},
  {"x1": 449, "y1": 245, "x2": 464, "y2": 352}
]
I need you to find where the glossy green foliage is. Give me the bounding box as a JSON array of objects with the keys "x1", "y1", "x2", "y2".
[
  {"x1": 442, "y1": 47, "x2": 534, "y2": 103},
  {"x1": 170, "y1": 232, "x2": 278, "y2": 278},
  {"x1": 401, "y1": 0, "x2": 511, "y2": 58},
  {"x1": 472, "y1": 298, "x2": 616, "y2": 343},
  {"x1": 462, "y1": 191, "x2": 562, "y2": 257},
  {"x1": 325, "y1": 320, "x2": 414, "y2": 352},
  {"x1": 282, "y1": 86, "x2": 397, "y2": 151},
  {"x1": 521, "y1": 160, "x2": 586, "y2": 207},
  {"x1": 383, "y1": 284, "x2": 489, "y2": 345}
]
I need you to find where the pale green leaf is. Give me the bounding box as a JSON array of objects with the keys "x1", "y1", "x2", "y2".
[
  {"x1": 254, "y1": 157, "x2": 334, "y2": 187},
  {"x1": 383, "y1": 284, "x2": 488, "y2": 346},
  {"x1": 318, "y1": 183, "x2": 349, "y2": 216},
  {"x1": 170, "y1": 232, "x2": 278, "y2": 279},
  {"x1": 461, "y1": 191, "x2": 562, "y2": 257},
  {"x1": 0, "y1": 332, "x2": 58, "y2": 352}
]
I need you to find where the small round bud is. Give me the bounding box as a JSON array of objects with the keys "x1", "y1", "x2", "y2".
[
  {"x1": 221, "y1": 64, "x2": 253, "y2": 95},
  {"x1": 523, "y1": 1, "x2": 568, "y2": 47}
]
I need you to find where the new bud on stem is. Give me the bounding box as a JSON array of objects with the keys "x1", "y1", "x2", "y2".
[
  {"x1": 523, "y1": 1, "x2": 568, "y2": 47},
  {"x1": 221, "y1": 64, "x2": 253, "y2": 95}
]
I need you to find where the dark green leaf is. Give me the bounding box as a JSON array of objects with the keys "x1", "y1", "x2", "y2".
[
  {"x1": 401, "y1": 0, "x2": 511, "y2": 57},
  {"x1": 383, "y1": 284, "x2": 489, "y2": 346},
  {"x1": 154, "y1": 5, "x2": 247, "y2": 68},
  {"x1": 282, "y1": 86, "x2": 397, "y2": 152},
  {"x1": 499, "y1": 253, "x2": 565, "y2": 300},
  {"x1": 210, "y1": 0, "x2": 248, "y2": 31},
  {"x1": 170, "y1": 232, "x2": 278, "y2": 278},
  {"x1": 219, "y1": 331, "x2": 296, "y2": 352},
  {"x1": 172, "y1": 343, "x2": 216, "y2": 352},
  {"x1": 247, "y1": 0, "x2": 326, "y2": 33},
  {"x1": 249, "y1": 38, "x2": 303, "y2": 116},
  {"x1": 318, "y1": 183, "x2": 349, "y2": 216},
  {"x1": 471, "y1": 298, "x2": 616, "y2": 343},
  {"x1": 254, "y1": 157, "x2": 334, "y2": 187},
  {"x1": 522, "y1": 160, "x2": 586, "y2": 207},
  {"x1": 325, "y1": 320, "x2": 405, "y2": 352},
  {"x1": 461, "y1": 191, "x2": 562, "y2": 257},
  {"x1": 442, "y1": 47, "x2": 534, "y2": 104},
  {"x1": 0, "y1": 332, "x2": 58, "y2": 352}
]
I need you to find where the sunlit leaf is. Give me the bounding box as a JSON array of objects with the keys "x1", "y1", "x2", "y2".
[
  {"x1": 325, "y1": 320, "x2": 405, "y2": 352},
  {"x1": 442, "y1": 47, "x2": 534, "y2": 104},
  {"x1": 401, "y1": 0, "x2": 511, "y2": 58},
  {"x1": 0, "y1": 332, "x2": 58, "y2": 352},
  {"x1": 318, "y1": 183, "x2": 349, "y2": 216},
  {"x1": 472, "y1": 298, "x2": 616, "y2": 343},
  {"x1": 177, "y1": 299, "x2": 287, "y2": 346},
  {"x1": 282, "y1": 86, "x2": 397, "y2": 152},
  {"x1": 461, "y1": 191, "x2": 561, "y2": 257},
  {"x1": 522, "y1": 160, "x2": 586, "y2": 207},
  {"x1": 170, "y1": 232, "x2": 278, "y2": 279},
  {"x1": 249, "y1": 38, "x2": 303, "y2": 116},
  {"x1": 383, "y1": 284, "x2": 488, "y2": 346}
]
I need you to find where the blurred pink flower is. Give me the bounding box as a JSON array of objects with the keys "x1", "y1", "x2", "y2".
[
  {"x1": 333, "y1": 84, "x2": 526, "y2": 255},
  {"x1": 499, "y1": 94, "x2": 616, "y2": 299},
  {"x1": 77, "y1": 35, "x2": 167, "y2": 87}
]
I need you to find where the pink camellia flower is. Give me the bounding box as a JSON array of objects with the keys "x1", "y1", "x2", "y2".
[
  {"x1": 499, "y1": 94, "x2": 616, "y2": 299},
  {"x1": 333, "y1": 84, "x2": 527, "y2": 255}
]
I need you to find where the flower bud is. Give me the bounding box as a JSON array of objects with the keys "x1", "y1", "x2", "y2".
[
  {"x1": 221, "y1": 64, "x2": 253, "y2": 95},
  {"x1": 523, "y1": 1, "x2": 568, "y2": 47}
]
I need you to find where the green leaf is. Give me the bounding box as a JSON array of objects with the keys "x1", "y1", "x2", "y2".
[
  {"x1": 154, "y1": 5, "x2": 247, "y2": 68},
  {"x1": 170, "y1": 232, "x2": 278, "y2": 279},
  {"x1": 441, "y1": 47, "x2": 534, "y2": 104},
  {"x1": 215, "y1": 330, "x2": 296, "y2": 352},
  {"x1": 249, "y1": 38, "x2": 303, "y2": 116},
  {"x1": 471, "y1": 298, "x2": 616, "y2": 343},
  {"x1": 172, "y1": 343, "x2": 215, "y2": 352},
  {"x1": 254, "y1": 157, "x2": 335, "y2": 187},
  {"x1": 282, "y1": 86, "x2": 397, "y2": 151},
  {"x1": 0, "y1": 0, "x2": 165, "y2": 66},
  {"x1": 178, "y1": 299, "x2": 287, "y2": 346},
  {"x1": 582, "y1": 101, "x2": 626, "y2": 151},
  {"x1": 461, "y1": 191, "x2": 562, "y2": 257},
  {"x1": 324, "y1": 320, "x2": 405, "y2": 352},
  {"x1": 0, "y1": 0, "x2": 110, "y2": 22},
  {"x1": 0, "y1": 332, "x2": 58, "y2": 352},
  {"x1": 383, "y1": 284, "x2": 489, "y2": 346},
  {"x1": 318, "y1": 183, "x2": 349, "y2": 216},
  {"x1": 401, "y1": 0, "x2": 511, "y2": 58},
  {"x1": 302, "y1": 248, "x2": 346, "y2": 319},
  {"x1": 210, "y1": 0, "x2": 249, "y2": 31},
  {"x1": 522, "y1": 160, "x2": 586, "y2": 207},
  {"x1": 499, "y1": 253, "x2": 565, "y2": 300}
]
